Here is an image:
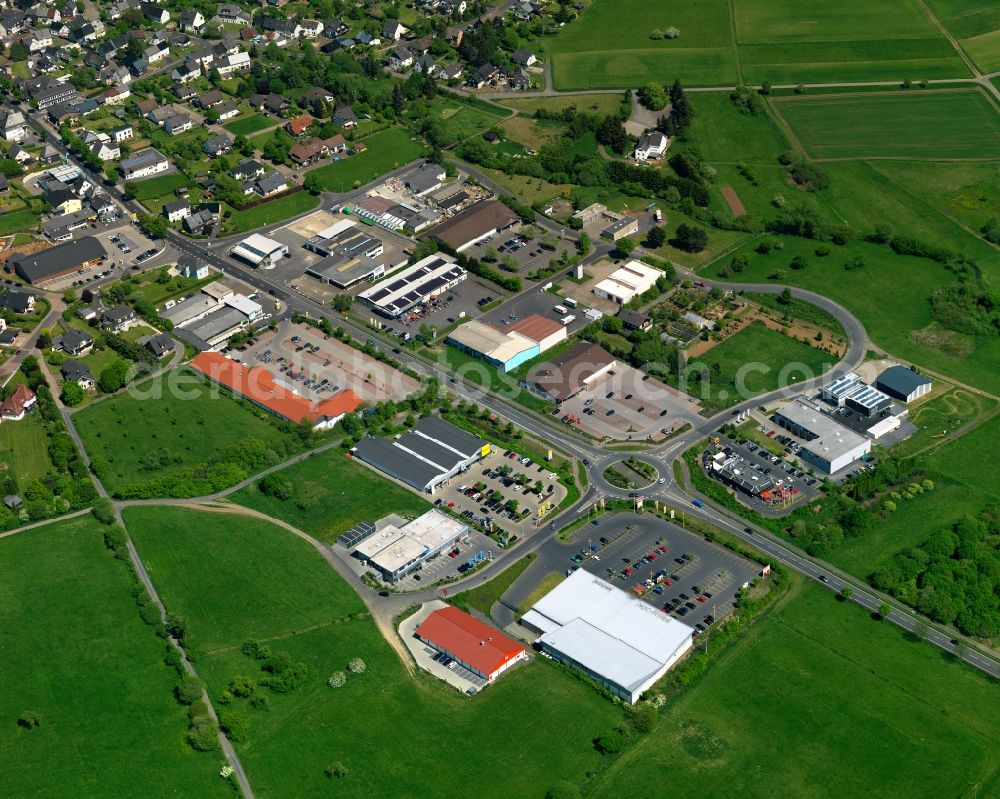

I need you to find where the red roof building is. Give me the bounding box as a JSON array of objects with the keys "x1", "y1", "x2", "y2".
[
  {"x1": 285, "y1": 115, "x2": 313, "y2": 136},
  {"x1": 0, "y1": 385, "x2": 36, "y2": 420},
  {"x1": 415, "y1": 605, "x2": 527, "y2": 681},
  {"x1": 190, "y1": 351, "x2": 360, "y2": 430}
]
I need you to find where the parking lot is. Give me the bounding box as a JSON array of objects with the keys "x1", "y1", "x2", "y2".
[
  {"x1": 462, "y1": 226, "x2": 574, "y2": 279},
  {"x1": 559, "y1": 365, "x2": 704, "y2": 441},
  {"x1": 374, "y1": 276, "x2": 508, "y2": 343},
  {"x1": 479, "y1": 283, "x2": 593, "y2": 339},
  {"x1": 431, "y1": 448, "x2": 567, "y2": 540},
  {"x1": 708, "y1": 433, "x2": 823, "y2": 510},
  {"x1": 43, "y1": 224, "x2": 160, "y2": 292},
  {"x1": 236, "y1": 318, "x2": 420, "y2": 403},
  {"x1": 575, "y1": 513, "x2": 759, "y2": 631},
  {"x1": 392, "y1": 528, "x2": 497, "y2": 591}
]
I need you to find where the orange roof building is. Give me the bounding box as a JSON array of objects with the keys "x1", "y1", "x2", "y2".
[
  {"x1": 505, "y1": 313, "x2": 567, "y2": 351},
  {"x1": 0, "y1": 385, "x2": 36, "y2": 420},
  {"x1": 286, "y1": 115, "x2": 313, "y2": 136},
  {"x1": 415, "y1": 605, "x2": 527, "y2": 681},
  {"x1": 190, "y1": 351, "x2": 360, "y2": 430}
]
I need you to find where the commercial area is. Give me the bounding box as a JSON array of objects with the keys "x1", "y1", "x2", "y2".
[
  {"x1": 349, "y1": 509, "x2": 469, "y2": 583},
  {"x1": 427, "y1": 199, "x2": 520, "y2": 252},
  {"x1": 357, "y1": 254, "x2": 466, "y2": 318},
  {"x1": 352, "y1": 415, "x2": 490, "y2": 493},
  {"x1": 229, "y1": 233, "x2": 290, "y2": 268},
  {"x1": 446, "y1": 313, "x2": 567, "y2": 373},
  {"x1": 522, "y1": 569, "x2": 693, "y2": 704},
  {"x1": 415, "y1": 605, "x2": 527, "y2": 682},
  {"x1": 189, "y1": 351, "x2": 361, "y2": 430},
  {"x1": 592, "y1": 260, "x2": 662, "y2": 305},
  {"x1": 160, "y1": 281, "x2": 263, "y2": 350},
  {"x1": 875, "y1": 365, "x2": 932, "y2": 403},
  {"x1": 303, "y1": 217, "x2": 406, "y2": 288},
  {"x1": 772, "y1": 397, "x2": 871, "y2": 474},
  {"x1": 9, "y1": 236, "x2": 107, "y2": 285},
  {"x1": 522, "y1": 342, "x2": 616, "y2": 402}
]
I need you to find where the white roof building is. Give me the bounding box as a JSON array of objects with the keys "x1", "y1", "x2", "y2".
[
  {"x1": 593, "y1": 261, "x2": 662, "y2": 305},
  {"x1": 522, "y1": 570, "x2": 693, "y2": 703},
  {"x1": 354, "y1": 510, "x2": 468, "y2": 583},
  {"x1": 229, "y1": 233, "x2": 289, "y2": 268}
]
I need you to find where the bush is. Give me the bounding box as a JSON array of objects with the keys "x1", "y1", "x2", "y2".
[
  {"x1": 325, "y1": 762, "x2": 348, "y2": 779},
  {"x1": 175, "y1": 676, "x2": 203, "y2": 706},
  {"x1": 91, "y1": 497, "x2": 115, "y2": 525},
  {"x1": 227, "y1": 675, "x2": 256, "y2": 698},
  {"x1": 17, "y1": 711, "x2": 41, "y2": 730},
  {"x1": 241, "y1": 639, "x2": 271, "y2": 660},
  {"x1": 259, "y1": 473, "x2": 293, "y2": 499},
  {"x1": 545, "y1": 783, "x2": 582, "y2": 799},
  {"x1": 327, "y1": 671, "x2": 347, "y2": 688},
  {"x1": 186, "y1": 716, "x2": 220, "y2": 751},
  {"x1": 347, "y1": 657, "x2": 366, "y2": 674},
  {"x1": 218, "y1": 708, "x2": 251, "y2": 743},
  {"x1": 595, "y1": 727, "x2": 628, "y2": 754}
]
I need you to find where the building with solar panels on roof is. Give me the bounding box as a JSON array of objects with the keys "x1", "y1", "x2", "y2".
[
  {"x1": 351, "y1": 415, "x2": 490, "y2": 493},
  {"x1": 357, "y1": 253, "x2": 466, "y2": 318}
]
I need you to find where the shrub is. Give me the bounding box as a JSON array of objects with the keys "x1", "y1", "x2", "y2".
[
  {"x1": 259, "y1": 473, "x2": 293, "y2": 500},
  {"x1": 325, "y1": 762, "x2": 348, "y2": 779},
  {"x1": 545, "y1": 783, "x2": 582, "y2": 799},
  {"x1": 17, "y1": 711, "x2": 41, "y2": 730},
  {"x1": 595, "y1": 727, "x2": 628, "y2": 754},
  {"x1": 186, "y1": 716, "x2": 220, "y2": 751},
  {"x1": 175, "y1": 675, "x2": 203, "y2": 705},
  {"x1": 227, "y1": 675, "x2": 256, "y2": 698},
  {"x1": 347, "y1": 657, "x2": 366, "y2": 674},
  {"x1": 327, "y1": 671, "x2": 347, "y2": 688},
  {"x1": 218, "y1": 708, "x2": 251, "y2": 743},
  {"x1": 241, "y1": 639, "x2": 271, "y2": 660}
]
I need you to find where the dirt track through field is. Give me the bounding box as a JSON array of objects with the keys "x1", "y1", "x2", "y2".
[{"x1": 720, "y1": 186, "x2": 746, "y2": 216}]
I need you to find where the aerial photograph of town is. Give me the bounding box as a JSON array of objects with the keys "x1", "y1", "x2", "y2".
[{"x1": 0, "y1": 0, "x2": 998, "y2": 795}]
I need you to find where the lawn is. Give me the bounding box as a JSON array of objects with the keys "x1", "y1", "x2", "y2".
[
  {"x1": 305, "y1": 128, "x2": 427, "y2": 192},
  {"x1": 0, "y1": 208, "x2": 40, "y2": 235},
  {"x1": 0, "y1": 515, "x2": 224, "y2": 797},
  {"x1": 548, "y1": 0, "x2": 736, "y2": 88},
  {"x1": 123, "y1": 506, "x2": 622, "y2": 799},
  {"x1": 702, "y1": 233, "x2": 1000, "y2": 395},
  {"x1": 225, "y1": 191, "x2": 319, "y2": 234},
  {"x1": 685, "y1": 321, "x2": 832, "y2": 413},
  {"x1": 74, "y1": 370, "x2": 299, "y2": 497},
  {"x1": 230, "y1": 447, "x2": 431, "y2": 543},
  {"x1": 498, "y1": 93, "x2": 629, "y2": 117},
  {"x1": 587, "y1": 578, "x2": 1000, "y2": 798},
  {"x1": 450, "y1": 553, "x2": 536, "y2": 615},
  {"x1": 890, "y1": 387, "x2": 996, "y2": 459},
  {"x1": 410, "y1": 96, "x2": 508, "y2": 146},
  {"x1": 0, "y1": 412, "x2": 53, "y2": 486},
  {"x1": 439, "y1": 343, "x2": 555, "y2": 413},
  {"x1": 772, "y1": 89, "x2": 1000, "y2": 160},
  {"x1": 223, "y1": 113, "x2": 273, "y2": 136},
  {"x1": 517, "y1": 571, "x2": 565, "y2": 616}
]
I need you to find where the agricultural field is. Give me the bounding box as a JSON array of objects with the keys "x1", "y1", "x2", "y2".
[
  {"x1": 548, "y1": 0, "x2": 736, "y2": 88},
  {"x1": 223, "y1": 113, "x2": 273, "y2": 137},
  {"x1": 735, "y1": 0, "x2": 969, "y2": 83},
  {"x1": 231, "y1": 447, "x2": 431, "y2": 543},
  {"x1": 225, "y1": 191, "x2": 319, "y2": 234},
  {"x1": 587, "y1": 578, "x2": 1000, "y2": 798},
  {"x1": 704, "y1": 235, "x2": 1000, "y2": 395},
  {"x1": 0, "y1": 515, "x2": 224, "y2": 797},
  {"x1": 305, "y1": 128, "x2": 427, "y2": 192},
  {"x1": 123, "y1": 506, "x2": 622, "y2": 799},
  {"x1": 925, "y1": 0, "x2": 1000, "y2": 71},
  {"x1": 74, "y1": 370, "x2": 300, "y2": 497},
  {"x1": 684, "y1": 321, "x2": 832, "y2": 412},
  {"x1": 772, "y1": 90, "x2": 1000, "y2": 160},
  {"x1": 833, "y1": 413, "x2": 1000, "y2": 576}
]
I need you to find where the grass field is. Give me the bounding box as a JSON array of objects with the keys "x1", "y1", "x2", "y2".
[
  {"x1": 411, "y1": 96, "x2": 508, "y2": 146},
  {"x1": 684, "y1": 321, "x2": 832, "y2": 412},
  {"x1": 0, "y1": 412, "x2": 53, "y2": 486},
  {"x1": 548, "y1": 0, "x2": 736, "y2": 88},
  {"x1": 305, "y1": 128, "x2": 427, "y2": 192},
  {"x1": 450, "y1": 553, "x2": 535, "y2": 616},
  {"x1": 0, "y1": 516, "x2": 224, "y2": 797},
  {"x1": 498, "y1": 115, "x2": 565, "y2": 150},
  {"x1": 890, "y1": 387, "x2": 997, "y2": 458},
  {"x1": 129, "y1": 173, "x2": 190, "y2": 200},
  {"x1": 702, "y1": 234, "x2": 1000, "y2": 395},
  {"x1": 498, "y1": 93, "x2": 628, "y2": 117},
  {"x1": 223, "y1": 113, "x2": 273, "y2": 136},
  {"x1": 832, "y1": 413, "x2": 1000, "y2": 576},
  {"x1": 587, "y1": 578, "x2": 1000, "y2": 798},
  {"x1": 226, "y1": 191, "x2": 319, "y2": 234},
  {"x1": 123, "y1": 506, "x2": 622, "y2": 799},
  {"x1": 0, "y1": 208, "x2": 40, "y2": 235},
  {"x1": 74, "y1": 371, "x2": 296, "y2": 495},
  {"x1": 925, "y1": 0, "x2": 1000, "y2": 71},
  {"x1": 772, "y1": 90, "x2": 1000, "y2": 160},
  {"x1": 231, "y1": 447, "x2": 431, "y2": 543}
]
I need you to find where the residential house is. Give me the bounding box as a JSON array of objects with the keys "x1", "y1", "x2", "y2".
[
  {"x1": 324, "y1": 18, "x2": 348, "y2": 37},
  {"x1": 438, "y1": 62, "x2": 463, "y2": 81},
  {"x1": 508, "y1": 68, "x2": 530, "y2": 90},
  {"x1": 0, "y1": 291, "x2": 35, "y2": 315},
  {"x1": 388, "y1": 47, "x2": 414, "y2": 69},
  {"x1": 303, "y1": 86, "x2": 335, "y2": 107},
  {"x1": 230, "y1": 159, "x2": 264, "y2": 181},
  {"x1": 46, "y1": 189, "x2": 82, "y2": 215},
  {"x1": 183, "y1": 208, "x2": 215, "y2": 234},
  {"x1": 215, "y1": 102, "x2": 240, "y2": 121},
  {"x1": 163, "y1": 199, "x2": 191, "y2": 223},
  {"x1": 102, "y1": 85, "x2": 131, "y2": 105},
  {"x1": 118, "y1": 147, "x2": 169, "y2": 180},
  {"x1": 299, "y1": 19, "x2": 322, "y2": 37},
  {"x1": 254, "y1": 172, "x2": 288, "y2": 197},
  {"x1": 263, "y1": 93, "x2": 289, "y2": 115},
  {"x1": 633, "y1": 130, "x2": 668, "y2": 162},
  {"x1": 61, "y1": 359, "x2": 94, "y2": 390},
  {"x1": 332, "y1": 105, "x2": 357, "y2": 128},
  {"x1": 179, "y1": 256, "x2": 209, "y2": 279},
  {"x1": 7, "y1": 145, "x2": 33, "y2": 165},
  {"x1": 512, "y1": 48, "x2": 537, "y2": 67},
  {"x1": 143, "y1": 43, "x2": 170, "y2": 65},
  {"x1": 53, "y1": 327, "x2": 94, "y2": 356},
  {"x1": 171, "y1": 60, "x2": 201, "y2": 83},
  {"x1": 140, "y1": 331, "x2": 174, "y2": 358},
  {"x1": 140, "y1": 2, "x2": 169, "y2": 24},
  {"x1": 355, "y1": 31, "x2": 379, "y2": 46},
  {"x1": 178, "y1": 10, "x2": 205, "y2": 32},
  {"x1": 415, "y1": 53, "x2": 436, "y2": 74},
  {"x1": 289, "y1": 134, "x2": 346, "y2": 166},
  {"x1": 101, "y1": 304, "x2": 138, "y2": 333},
  {"x1": 202, "y1": 133, "x2": 232, "y2": 157},
  {"x1": 216, "y1": 4, "x2": 251, "y2": 26},
  {"x1": 173, "y1": 83, "x2": 197, "y2": 102},
  {"x1": 164, "y1": 114, "x2": 193, "y2": 136},
  {"x1": 382, "y1": 19, "x2": 407, "y2": 41},
  {"x1": 285, "y1": 115, "x2": 313, "y2": 137},
  {"x1": 194, "y1": 89, "x2": 225, "y2": 109},
  {"x1": 147, "y1": 106, "x2": 174, "y2": 126},
  {"x1": 617, "y1": 308, "x2": 652, "y2": 332},
  {"x1": 29, "y1": 29, "x2": 54, "y2": 52},
  {"x1": 0, "y1": 385, "x2": 37, "y2": 421},
  {"x1": 0, "y1": 111, "x2": 28, "y2": 143},
  {"x1": 216, "y1": 51, "x2": 250, "y2": 76},
  {"x1": 467, "y1": 63, "x2": 499, "y2": 88},
  {"x1": 134, "y1": 97, "x2": 158, "y2": 117}
]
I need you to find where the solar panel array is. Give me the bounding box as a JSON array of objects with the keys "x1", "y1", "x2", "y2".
[
  {"x1": 338, "y1": 520, "x2": 376, "y2": 548},
  {"x1": 361, "y1": 257, "x2": 463, "y2": 317}
]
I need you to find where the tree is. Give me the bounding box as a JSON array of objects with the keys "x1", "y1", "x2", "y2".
[
  {"x1": 615, "y1": 237, "x2": 636, "y2": 257},
  {"x1": 673, "y1": 223, "x2": 708, "y2": 253},
  {"x1": 175, "y1": 676, "x2": 204, "y2": 705},
  {"x1": 17, "y1": 711, "x2": 41, "y2": 730},
  {"x1": 878, "y1": 602, "x2": 892, "y2": 620},
  {"x1": 332, "y1": 294, "x2": 352, "y2": 312},
  {"x1": 303, "y1": 171, "x2": 323, "y2": 194},
  {"x1": 638, "y1": 82, "x2": 667, "y2": 111},
  {"x1": 840, "y1": 586, "x2": 854, "y2": 601},
  {"x1": 646, "y1": 225, "x2": 667, "y2": 248},
  {"x1": 259, "y1": 473, "x2": 293, "y2": 499},
  {"x1": 325, "y1": 762, "x2": 347, "y2": 779},
  {"x1": 98, "y1": 360, "x2": 131, "y2": 394},
  {"x1": 778, "y1": 287, "x2": 792, "y2": 306},
  {"x1": 595, "y1": 728, "x2": 627, "y2": 754},
  {"x1": 418, "y1": 322, "x2": 436, "y2": 342},
  {"x1": 137, "y1": 213, "x2": 169, "y2": 239},
  {"x1": 577, "y1": 232, "x2": 591, "y2": 255}
]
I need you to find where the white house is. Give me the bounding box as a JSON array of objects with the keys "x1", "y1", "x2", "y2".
[
  {"x1": 216, "y1": 51, "x2": 250, "y2": 76},
  {"x1": 111, "y1": 124, "x2": 133, "y2": 143},
  {"x1": 633, "y1": 130, "x2": 669, "y2": 162}
]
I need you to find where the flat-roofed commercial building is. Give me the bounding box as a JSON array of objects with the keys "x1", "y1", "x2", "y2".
[
  {"x1": 773, "y1": 397, "x2": 871, "y2": 474},
  {"x1": 593, "y1": 260, "x2": 662, "y2": 305},
  {"x1": 357, "y1": 254, "x2": 465, "y2": 318},
  {"x1": 353, "y1": 510, "x2": 468, "y2": 583},
  {"x1": 9, "y1": 236, "x2": 106, "y2": 285},
  {"x1": 304, "y1": 219, "x2": 390, "y2": 288},
  {"x1": 446, "y1": 321, "x2": 539, "y2": 372},
  {"x1": 351, "y1": 415, "x2": 490, "y2": 493},
  {"x1": 521, "y1": 570, "x2": 693, "y2": 704},
  {"x1": 229, "y1": 233, "x2": 289, "y2": 268},
  {"x1": 415, "y1": 606, "x2": 527, "y2": 681},
  {"x1": 820, "y1": 372, "x2": 891, "y2": 417}
]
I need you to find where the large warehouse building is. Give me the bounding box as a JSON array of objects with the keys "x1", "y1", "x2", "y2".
[
  {"x1": 820, "y1": 373, "x2": 892, "y2": 417},
  {"x1": 352, "y1": 510, "x2": 468, "y2": 583},
  {"x1": 875, "y1": 365, "x2": 932, "y2": 403},
  {"x1": 522, "y1": 570, "x2": 693, "y2": 703},
  {"x1": 9, "y1": 236, "x2": 106, "y2": 285},
  {"x1": 357, "y1": 254, "x2": 466, "y2": 318},
  {"x1": 592, "y1": 261, "x2": 661, "y2": 305},
  {"x1": 229, "y1": 233, "x2": 289, "y2": 268},
  {"x1": 446, "y1": 314, "x2": 567, "y2": 373},
  {"x1": 428, "y1": 199, "x2": 519, "y2": 252},
  {"x1": 303, "y1": 218, "x2": 404, "y2": 288},
  {"x1": 773, "y1": 397, "x2": 871, "y2": 474},
  {"x1": 351, "y1": 415, "x2": 490, "y2": 493},
  {"x1": 415, "y1": 606, "x2": 527, "y2": 681}
]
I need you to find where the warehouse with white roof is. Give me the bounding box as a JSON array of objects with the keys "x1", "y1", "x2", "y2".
[
  {"x1": 521, "y1": 569, "x2": 693, "y2": 703},
  {"x1": 592, "y1": 260, "x2": 662, "y2": 305},
  {"x1": 352, "y1": 509, "x2": 468, "y2": 583},
  {"x1": 229, "y1": 233, "x2": 289, "y2": 268}
]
